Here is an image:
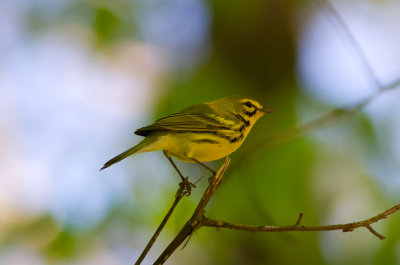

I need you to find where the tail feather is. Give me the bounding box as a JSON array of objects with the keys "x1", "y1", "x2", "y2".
[
  {"x1": 100, "y1": 145, "x2": 141, "y2": 170},
  {"x1": 100, "y1": 135, "x2": 163, "y2": 170}
]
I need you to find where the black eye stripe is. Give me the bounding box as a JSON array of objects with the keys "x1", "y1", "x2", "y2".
[{"x1": 244, "y1": 101, "x2": 254, "y2": 108}]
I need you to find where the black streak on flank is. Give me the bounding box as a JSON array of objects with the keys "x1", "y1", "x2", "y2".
[
  {"x1": 229, "y1": 137, "x2": 238, "y2": 143},
  {"x1": 176, "y1": 129, "x2": 245, "y2": 144},
  {"x1": 229, "y1": 133, "x2": 244, "y2": 143},
  {"x1": 180, "y1": 131, "x2": 234, "y2": 142},
  {"x1": 192, "y1": 138, "x2": 220, "y2": 144}
]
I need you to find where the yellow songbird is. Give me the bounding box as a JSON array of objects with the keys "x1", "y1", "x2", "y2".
[{"x1": 101, "y1": 96, "x2": 275, "y2": 181}]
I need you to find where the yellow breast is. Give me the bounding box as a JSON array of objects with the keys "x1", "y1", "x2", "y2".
[{"x1": 162, "y1": 128, "x2": 251, "y2": 162}]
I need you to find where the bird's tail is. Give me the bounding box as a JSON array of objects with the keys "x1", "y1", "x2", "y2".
[{"x1": 100, "y1": 136, "x2": 162, "y2": 170}]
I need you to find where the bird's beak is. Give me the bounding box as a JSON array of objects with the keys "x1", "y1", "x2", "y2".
[{"x1": 260, "y1": 108, "x2": 277, "y2": 114}]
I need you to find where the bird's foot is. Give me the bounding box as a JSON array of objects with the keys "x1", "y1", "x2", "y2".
[
  {"x1": 178, "y1": 177, "x2": 196, "y2": 196},
  {"x1": 208, "y1": 172, "x2": 217, "y2": 184}
]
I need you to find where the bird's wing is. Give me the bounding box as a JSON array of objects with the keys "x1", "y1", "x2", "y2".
[{"x1": 134, "y1": 104, "x2": 231, "y2": 136}]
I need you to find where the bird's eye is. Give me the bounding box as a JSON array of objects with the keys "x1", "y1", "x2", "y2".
[{"x1": 244, "y1": 101, "x2": 253, "y2": 108}]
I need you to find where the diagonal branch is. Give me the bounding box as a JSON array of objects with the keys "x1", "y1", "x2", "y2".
[
  {"x1": 316, "y1": 0, "x2": 382, "y2": 88},
  {"x1": 135, "y1": 177, "x2": 193, "y2": 265},
  {"x1": 202, "y1": 204, "x2": 400, "y2": 240},
  {"x1": 153, "y1": 157, "x2": 231, "y2": 265}
]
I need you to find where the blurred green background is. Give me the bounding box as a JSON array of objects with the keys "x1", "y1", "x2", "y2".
[{"x1": 1, "y1": 0, "x2": 400, "y2": 264}]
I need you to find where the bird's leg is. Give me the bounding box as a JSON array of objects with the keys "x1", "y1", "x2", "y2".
[
  {"x1": 192, "y1": 158, "x2": 216, "y2": 175},
  {"x1": 163, "y1": 150, "x2": 195, "y2": 195},
  {"x1": 164, "y1": 150, "x2": 185, "y2": 181},
  {"x1": 192, "y1": 158, "x2": 216, "y2": 183}
]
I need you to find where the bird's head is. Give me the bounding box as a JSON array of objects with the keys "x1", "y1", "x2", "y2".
[{"x1": 212, "y1": 96, "x2": 276, "y2": 126}]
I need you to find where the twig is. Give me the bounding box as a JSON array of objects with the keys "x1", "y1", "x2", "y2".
[
  {"x1": 202, "y1": 204, "x2": 400, "y2": 240},
  {"x1": 366, "y1": 225, "x2": 385, "y2": 240},
  {"x1": 230, "y1": 0, "x2": 400, "y2": 172},
  {"x1": 295, "y1": 213, "x2": 303, "y2": 226},
  {"x1": 153, "y1": 157, "x2": 231, "y2": 265},
  {"x1": 230, "y1": 77, "x2": 400, "y2": 172},
  {"x1": 135, "y1": 177, "x2": 192, "y2": 265},
  {"x1": 316, "y1": 0, "x2": 381, "y2": 88}
]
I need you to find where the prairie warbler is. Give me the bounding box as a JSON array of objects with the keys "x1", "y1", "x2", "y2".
[{"x1": 101, "y1": 96, "x2": 275, "y2": 182}]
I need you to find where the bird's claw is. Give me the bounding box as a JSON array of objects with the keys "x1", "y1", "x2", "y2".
[
  {"x1": 208, "y1": 172, "x2": 216, "y2": 184},
  {"x1": 178, "y1": 177, "x2": 196, "y2": 196}
]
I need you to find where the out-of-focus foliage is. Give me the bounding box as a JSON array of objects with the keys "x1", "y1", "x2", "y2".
[{"x1": 1, "y1": 0, "x2": 400, "y2": 264}]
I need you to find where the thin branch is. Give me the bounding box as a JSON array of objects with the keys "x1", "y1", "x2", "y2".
[
  {"x1": 230, "y1": 77, "x2": 400, "y2": 172},
  {"x1": 316, "y1": 0, "x2": 381, "y2": 88},
  {"x1": 366, "y1": 225, "x2": 385, "y2": 240},
  {"x1": 202, "y1": 204, "x2": 400, "y2": 240},
  {"x1": 153, "y1": 157, "x2": 231, "y2": 265},
  {"x1": 135, "y1": 177, "x2": 192, "y2": 265},
  {"x1": 295, "y1": 213, "x2": 304, "y2": 226},
  {"x1": 230, "y1": 1, "x2": 400, "y2": 173}
]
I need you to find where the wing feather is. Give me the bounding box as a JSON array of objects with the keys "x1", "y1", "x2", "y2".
[{"x1": 135, "y1": 104, "x2": 231, "y2": 136}]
